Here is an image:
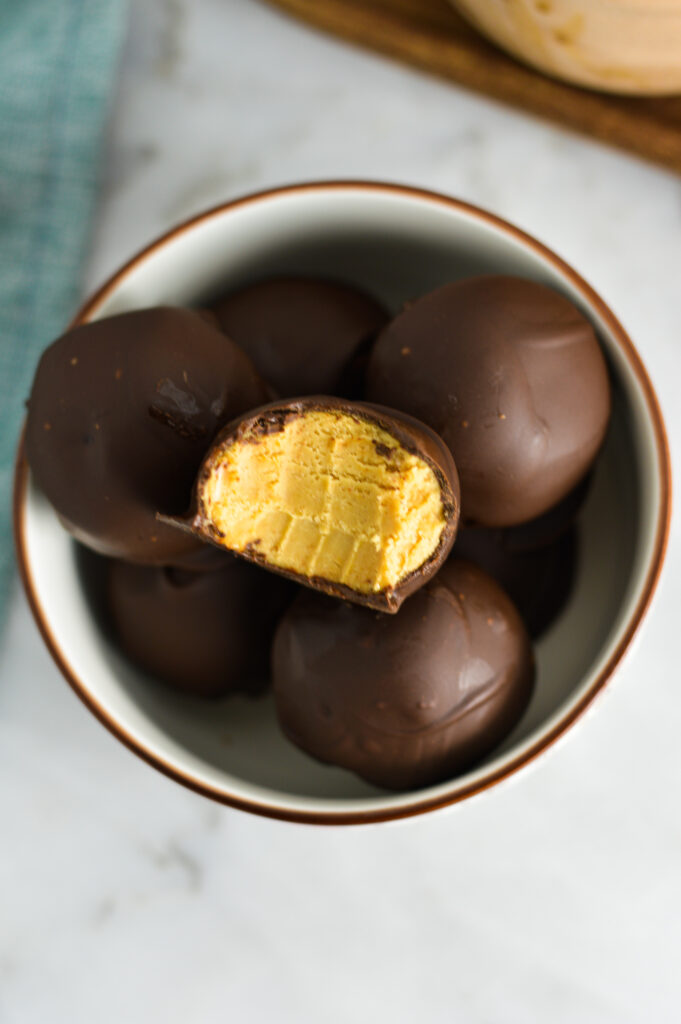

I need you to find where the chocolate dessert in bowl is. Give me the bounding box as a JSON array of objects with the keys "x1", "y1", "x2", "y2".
[{"x1": 14, "y1": 182, "x2": 669, "y2": 824}]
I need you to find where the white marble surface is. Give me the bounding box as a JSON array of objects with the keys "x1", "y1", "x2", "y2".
[{"x1": 2, "y1": 1, "x2": 681, "y2": 1020}]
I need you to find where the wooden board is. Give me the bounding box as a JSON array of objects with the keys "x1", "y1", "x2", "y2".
[{"x1": 265, "y1": 0, "x2": 681, "y2": 175}]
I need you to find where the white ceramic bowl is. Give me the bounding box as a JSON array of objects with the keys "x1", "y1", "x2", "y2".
[{"x1": 14, "y1": 182, "x2": 670, "y2": 825}]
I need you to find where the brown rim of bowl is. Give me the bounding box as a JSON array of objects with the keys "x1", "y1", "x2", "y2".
[{"x1": 13, "y1": 180, "x2": 672, "y2": 826}]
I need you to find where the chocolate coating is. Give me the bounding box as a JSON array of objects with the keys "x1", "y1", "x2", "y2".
[
  {"x1": 454, "y1": 525, "x2": 578, "y2": 638},
  {"x1": 366, "y1": 275, "x2": 611, "y2": 526},
  {"x1": 211, "y1": 276, "x2": 388, "y2": 397},
  {"x1": 189, "y1": 397, "x2": 460, "y2": 612},
  {"x1": 26, "y1": 307, "x2": 268, "y2": 564},
  {"x1": 108, "y1": 558, "x2": 293, "y2": 697},
  {"x1": 272, "y1": 559, "x2": 534, "y2": 790}
]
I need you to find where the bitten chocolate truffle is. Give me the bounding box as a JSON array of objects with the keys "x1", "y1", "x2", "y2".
[
  {"x1": 108, "y1": 558, "x2": 292, "y2": 697},
  {"x1": 210, "y1": 276, "x2": 388, "y2": 397},
  {"x1": 26, "y1": 307, "x2": 269, "y2": 564},
  {"x1": 366, "y1": 275, "x2": 611, "y2": 527},
  {"x1": 188, "y1": 397, "x2": 460, "y2": 612},
  {"x1": 272, "y1": 560, "x2": 535, "y2": 790}
]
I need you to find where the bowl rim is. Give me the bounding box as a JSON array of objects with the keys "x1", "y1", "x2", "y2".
[{"x1": 13, "y1": 179, "x2": 672, "y2": 826}]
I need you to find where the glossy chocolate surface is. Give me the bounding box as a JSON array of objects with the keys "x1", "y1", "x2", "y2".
[
  {"x1": 366, "y1": 275, "x2": 611, "y2": 526},
  {"x1": 26, "y1": 307, "x2": 268, "y2": 564},
  {"x1": 189, "y1": 397, "x2": 461, "y2": 612},
  {"x1": 272, "y1": 559, "x2": 534, "y2": 790},
  {"x1": 108, "y1": 558, "x2": 293, "y2": 698},
  {"x1": 211, "y1": 276, "x2": 388, "y2": 397}
]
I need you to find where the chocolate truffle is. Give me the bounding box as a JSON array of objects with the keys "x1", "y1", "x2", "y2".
[
  {"x1": 366, "y1": 275, "x2": 611, "y2": 527},
  {"x1": 454, "y1": 525, "x2": 578, "y2": 638},
  {"x1": 108, "y1": 558, "x2": 293, "y2": 697},
  {"x1": 272, "y1": 559, "x2": 534, "y2": 790},
  {"x1": 210, "y1": 276, "x2": 388, "y2": 397},
  {"x1": 187, "y1": 397, "x2": 460, "y2": 612},
  {"x1": 26, "y1": 307, "x2": 268, "y2": 564}
]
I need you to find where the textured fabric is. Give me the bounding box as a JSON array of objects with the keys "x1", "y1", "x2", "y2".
[{"x1": 0, "y1": 0, "x2": 127, "y2": 630}]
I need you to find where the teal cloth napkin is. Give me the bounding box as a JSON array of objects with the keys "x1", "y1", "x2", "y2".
[{"x1": 0, "y1": 0, "x2": 127, "y2": 631}]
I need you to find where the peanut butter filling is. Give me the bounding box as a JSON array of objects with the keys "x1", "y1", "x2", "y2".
[{"x1": 199, "y1": 410, "x2": 447, "y2": 594}]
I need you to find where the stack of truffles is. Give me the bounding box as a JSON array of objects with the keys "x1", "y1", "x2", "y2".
[{"x1": 26, "y1": 274, "x2": 611, "y2": 790}]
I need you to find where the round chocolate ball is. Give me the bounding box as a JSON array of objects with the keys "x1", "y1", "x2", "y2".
[
  {"x1": 108, "y1": 558, "x2": 293, "y2": 698},
  {"x1": 272, "y1": 559, "x2": 534, "y2": 790},
  {"x1": 366, "y1": 275, "x2": 611, "y2": 527},
  {"x1": 26, "y1": 307, "x2": 268, "y2": 564},
  {"x1": 210, "y1": 276, "x2": 388, "y2": 397}
]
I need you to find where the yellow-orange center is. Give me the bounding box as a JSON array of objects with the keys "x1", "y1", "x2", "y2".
[{"x1": 199, "y1": 410, "x2": 447, "y2": 593}]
